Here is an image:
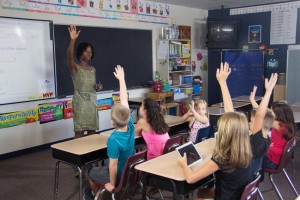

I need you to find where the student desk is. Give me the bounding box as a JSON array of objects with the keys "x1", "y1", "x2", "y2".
[
  {"x1": 51, "y1": 134, "x2": 109, "y2": 200},
  {"x1": 232, "y1": 95, "x2": 262, "y2": 102},
  {"x1": 208, "y1": 107, "x2": 226, "y2": 133},
  {"x1": 211, "y1": 101, "x2": 252, "y2": 120},
  {"x1": 135, "y1": 138, "x2": 216, "y2": 200},
  {"x1": 210, "y1": 101, "x2": 251, "y2": 109},
  {"x1": 51, "y1": 115, "x2": 187, "y2": 200},
  {"x1": 128, "y1": 97, "x2": 144, "y2": 118}
]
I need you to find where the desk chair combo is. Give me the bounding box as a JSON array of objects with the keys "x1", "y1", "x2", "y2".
[
  {"x1": 263, "y1": 138, "x2": 298, "y2": 200},
  {"x1": 95, "y1": 150, "x2": 147, "y2": 200}
]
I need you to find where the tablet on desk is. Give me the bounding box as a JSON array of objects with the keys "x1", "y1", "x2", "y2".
[{"x1": 176, "y1": 141, "x2": 202, "y2": 168}]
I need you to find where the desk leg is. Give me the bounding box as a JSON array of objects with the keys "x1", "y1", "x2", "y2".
[
  {"x1": 54, "y1": 161, "x2": 60, "y2": 200},
  {"x1": 169, "y1": 180, "x2": 179, "y2": 200},
  {"x1": 141, "y1": 174, "x2": 148, "y2": 200},
  {"x1": 76, "y1": 166, "x2": 83, "y2": 200}
]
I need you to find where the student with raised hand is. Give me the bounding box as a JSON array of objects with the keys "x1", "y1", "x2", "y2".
[
  {"x1": 67, "y1": 24, "x2": 103, "y2": 138},
  {"x1": 84, "y1": 65, "x2": 135, "y2": 200},
  {"x1": 260, "y1": 99, "x2": 296, "y2": 180},
  {"x1": 181, "y1": 99, "x2": 209, "y2": 143},
  {"x1": 177, "y1": 62, "x2": 252, "y2": 200},
  {"x1": 248, "y1": 74, "x2": 278, "y2": 178},
  {"x1": 135, "y1": 98, "x2": 170, "y2": 160}
]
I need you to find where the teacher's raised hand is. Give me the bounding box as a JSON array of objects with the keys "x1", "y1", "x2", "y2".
[{"x1": 68, "y1": 24, "x2": 81, "y2": 40}]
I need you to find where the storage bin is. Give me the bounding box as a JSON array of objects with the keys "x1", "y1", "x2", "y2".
[{"x1": 193, "y1": 84, "x2": 201, "y2": 94}]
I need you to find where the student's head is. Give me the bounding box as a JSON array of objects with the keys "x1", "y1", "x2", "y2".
[
  {"x1": 111, "y1": 104, "x2": 130, "y2": 129},
  {"x1": 140, "y1": 98, "x2": 169, "y2": 134},
  {"x1": 193, "y1": 100, "x2": 208, "y2": 117},
  {"x1": 250, "y1": 108, "x2": 275, "y2": 132},
  {"x1": 215, "y1": 112, "x2": 252, "y2": 168},
  {"x1": 271, "y1": 101, "x2": 296, "y2": 140},
  {"x1": 76, "y1": 42, "x2": 94, "y2": 62}
]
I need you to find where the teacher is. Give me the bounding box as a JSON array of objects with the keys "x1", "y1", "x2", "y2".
[{"x1": 67, "y1": 24, "x2": 102, "y2": 138}]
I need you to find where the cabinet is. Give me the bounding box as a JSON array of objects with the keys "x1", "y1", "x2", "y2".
[{"x1": 156, "y1": 39, "x2": 193, "y2": 100}]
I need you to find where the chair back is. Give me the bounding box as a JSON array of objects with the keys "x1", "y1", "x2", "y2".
[
  {"x1": 265, "y1": 138, "x2": 295, "y2": 174},
  {"x1": 195, "y1": 126, "x2": 211, "y2": 143},
  {"x1": 162, "y1": 135, "x2": 183, "y2": 154},
  {"x1": 240, "y1": 174, "x2": 261, "y2": 200},
  {"x1": 95, "y1": 150, "x2": 147, "y2": 199}
]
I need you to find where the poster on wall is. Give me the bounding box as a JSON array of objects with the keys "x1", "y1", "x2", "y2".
[
  {"x1": 97, "y1": 98, "x2": 113, "y2": 110},
  {"x1": 248, "y1": 25, "x2": 261, "y2": 43},
  {"x1": 63, "y1": 100, "x2": 73, "y2": 119},
  {"x1": 39, "y1": 101, "x2": 63, "y2": 123},
  {"x1": 0, "y1": 108, "x2": 39, "y2": 129}
]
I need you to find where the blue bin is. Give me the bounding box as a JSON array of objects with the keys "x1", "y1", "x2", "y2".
[{"x1": 193, "y1": 84, "x2": 201, "y2": 94}]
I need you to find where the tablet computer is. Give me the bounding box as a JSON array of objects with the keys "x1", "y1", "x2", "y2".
[{"x1": 176, "y1": 141, "x2": 202, "y2": 168}]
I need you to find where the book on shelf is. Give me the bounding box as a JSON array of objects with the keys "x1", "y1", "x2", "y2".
[{"x1": 181, "y1": 43, "x2": 190, "y2": 58}]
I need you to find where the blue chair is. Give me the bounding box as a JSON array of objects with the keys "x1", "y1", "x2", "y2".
[{"x1": 195, "y1": 126, "x2": 211, "y2": 143}]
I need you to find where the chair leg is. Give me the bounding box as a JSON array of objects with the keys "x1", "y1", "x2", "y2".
[
  {"x1": 283, "y1": 168, "x2": 299, "y2": 196},
  {"x1": 269, "y1": 174, "x2": 284, "y2": 200},
  {"x1": 258, "y1": 188, "x2": 265, "y2": 200}
]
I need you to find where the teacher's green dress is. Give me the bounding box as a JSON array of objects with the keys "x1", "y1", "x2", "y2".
[{"x1": 71, "y1": 64, "x2": 99, "y2": 132}]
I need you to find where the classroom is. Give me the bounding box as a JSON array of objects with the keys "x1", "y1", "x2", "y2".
[{"x1": 0, "y1": 0, "x2": 300, "y2": 199}]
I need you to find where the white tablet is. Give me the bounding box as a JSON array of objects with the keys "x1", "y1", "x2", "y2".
[{"x1": 176, "y1": 141, "x2": 203, "y2": 168}]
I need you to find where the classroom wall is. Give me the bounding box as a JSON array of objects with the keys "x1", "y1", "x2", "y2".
[
  {"x1": 0, "y1": 5, "x2": 207, "y2": 155},
  {"x1": 207, "y1": 5, "x2": 300, "y2": 104}
]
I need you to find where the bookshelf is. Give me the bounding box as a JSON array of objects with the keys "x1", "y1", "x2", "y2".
[{"x1": 156, "y1": 39, "x2": 193, "y2": 100}]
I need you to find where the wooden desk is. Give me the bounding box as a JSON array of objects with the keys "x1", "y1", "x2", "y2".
[
  {"x1": 293, "y1": 112, "x2": 300, "y2": 123},
  {"x1": 128, "y1": 97, "x2": 144, "y2": 119},
  {"x1": 291, "y1": 105, "x2": 300, "y2": 112},
  {"x1": 211, "y1": 101, "x2": 250, "y2": 109},
  {"x1": 232, "y1": 95, "x2": 262, "y2": 102},
  {"x1": 135, "y1": 138, "x2": 216, "y2": 200},
  {"x1": 208, "y1": 107, "x2": 225, "y2": 116},
  {"x1": 51, "y1": 134, "x2": 109, "y2": 200},
  {"x1": 51, "y1": 115, "x2": 187, "y2": 200}
]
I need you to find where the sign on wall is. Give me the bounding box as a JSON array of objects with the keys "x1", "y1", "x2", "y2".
[{"x1": 1, "y1": 0, "x2": 172, "y2": 24}]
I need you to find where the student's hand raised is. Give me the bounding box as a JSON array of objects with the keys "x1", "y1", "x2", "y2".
[
  {"x1": 250, "y1": 86, "x2": 257, "y2": 102},
  {"x1": 265, "y1": 73, "x2": 278, "y2": 93},
  {"x1": 216, "y1": 62, "x2": 231, "y2": 83},
  {"x1": 177, "y1": 153, "x2": 188, "y2": 168},
  {"x1": 113, "y1": 65, "x2": 125, "y2": 80},
  {"x1": 68, "y1": 24, "x2": 80, "y2": 40}
]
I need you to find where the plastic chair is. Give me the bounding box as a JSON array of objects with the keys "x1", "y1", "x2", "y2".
[
  {"x1": 264, "y1": 138, "x2": 299, "y2": 200},
  {"x1": 94, "y1": 150, "x2": 147, "y2": 200},
  {"x1": 240, "y1": 174, "x2": 264, "y2": 200},
  {"x1": 162, "y1": 134, "x2": 183, "y2": 154},
  {"x1": 195, "y1": 126, "x2": 211, "y2": 143}
]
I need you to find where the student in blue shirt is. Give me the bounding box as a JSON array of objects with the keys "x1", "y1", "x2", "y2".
[{"x1": 84, "y1": 65, "x2": 135, "y2": 200}]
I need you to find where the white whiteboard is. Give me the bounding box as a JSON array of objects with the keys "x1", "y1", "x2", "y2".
[
  {"x1": 286, "y1": 45, "x2": 300, "y2": 104},
  {"x1": 0, "y1": 17, "x2": 55, "y2": 105}
]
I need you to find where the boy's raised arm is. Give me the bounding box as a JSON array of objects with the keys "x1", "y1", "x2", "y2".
[
  {"x1": 251, "y1": 73, "x2": 278, "y2": 134},
  {"x1": 113, "y1": 65, "x2": 129, "y2": 109},
  {"x1": 216, "y1": 62, "x2": 234, "y2": 113}
]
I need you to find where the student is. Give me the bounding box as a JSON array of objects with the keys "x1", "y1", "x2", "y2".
[
  {"x1": 135, "y1": 98, "x2": 170, "y2": 160},
  {"x1": 84, "y1": 65, "x2": 135, "y2": 200},
  {"x1": 178, "y1": 63, "x2": 253, "y2": 200},
  {"x1": 261, "y1": 100, "x2": 296, "y2": 180},
  {"x1": 67, "y1": 24, "x2": 103, "y2": 138},
  {"x1": 247, "y1": 74, "x2": 277, "y2": 179},
  {"x1": 181, "y1": 100, "x2": 209, "y2": 143}
]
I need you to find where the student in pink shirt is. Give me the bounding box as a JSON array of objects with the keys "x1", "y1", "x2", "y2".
[{"x1": 135, "y1": 98, "x2": 170, "y2": 160}]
